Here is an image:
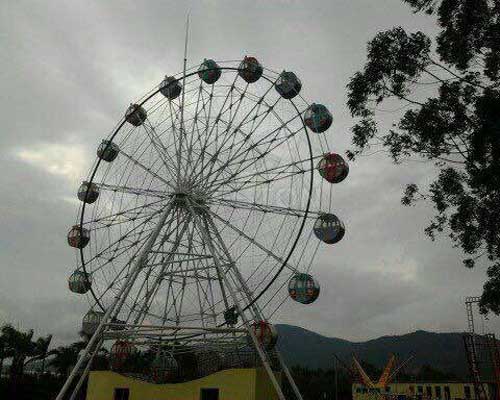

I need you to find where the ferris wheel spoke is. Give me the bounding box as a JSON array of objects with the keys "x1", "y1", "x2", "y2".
[
  {"x1": 219, "y1": 96, "x2": 282, "y2": 168},
  {"x1": 182, "y1": 82, "x2": 205, "y2": 178},
  {"x1": 91, "y1": 228, "x2": 153, "y2": 311},
  {"x1": 89, "y1": 226, "x2": 155, "y2": 276},
  {"x1": 96, "y1": 182, "x2": 169, "y2": 199},
  {"x1": 207, "y1": 95, "x2": 280, "y2": 167},
  {"x1": 84, "y1": 208, "x2": 164, "y2": 268},
  {"x1": 208, "y1": 209, "x2": 298, "y2": 274},
  {"x1": 232, "y1": 210, "x2": 296, "y2": 291},
  {"x1": 208, "y1": 83, "x2": 249, "y2": 150},
  {"x1": 171, "y1": 93, "x2": 200, "y2": 178},
  {"x1": 191, "y1": 86, "x2": 279, "y2": 187},
  {"x1": 184, "y1": 85, "x2": 237, "y2": 169},
  {"x1": 210, "y1": 167, "x2": 301, "y2": 198},
  {"x1": 84, "y1": 198, "x2": 166, "y2": 227},
  {"x1": 181, "y1": 86, "x2": 214, "y2": 182},
  {"x1": 194, "y1": 85, "x2": 215, "y2": 159},
  {"x1": 209, "y1": 130, "x2": 307, "y2": 197},
  {"x1": 196, "y1": 97, "x2": 255, "y2": 186},
  {"x1": 211, "y1": 124, "x2": 302, "y2": 189},
  {"x1": 146, "y1": 255, "x2": 215, "y2": 269},
  {"x1": 142, "y1": 120, "x2": 179, "y2": 184},
  {"x1": 203, "y1": 136, "x2": 268, "y2": 196},
  {"x1": 91, "y1": 242, "x2": 146, "y2": 279},
  {"x1": 210, "y1": 167, "x2": 305, "y2": 199},
  {"x1": 147, "y1": 98, "x2": 183, "y2": 137},
  {"x1": 208, "y1": 154, "x2": 319, "y2": 195},
  {"x1": 119, "y1": 146, "x2": 175, "y2": 191},
  {"x1": 92, "y1": 222, "x2": 156, "y2": 263},
  {"x1": 90, "y1": 207, "x2": 164, "y2": 231},
  {"x1": 197, "y1": 111, "x2": 301, "y2": 189},
  {"x1": 166, "y1": 98, "x2": 185, "y2": 180},
  {"x1": 231, "y1": 106, "x2": 302, "y2": 159},
  {"x1": 188, "y1": 75, "x2": 241, "y2": 184},
  {"x1": 97, "y1": 212, "x2": 180, "y2": 288},
  {"x1": 208, "y1": 198, "x2": 321, "y2": 219},
  {"x1": 188, "y1": 83, "x2": 246, "y2": 182}
]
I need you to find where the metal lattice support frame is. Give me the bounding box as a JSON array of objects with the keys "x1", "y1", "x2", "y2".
[
  {"x1": 464, "y1": 297, "x2": 485, "y2": 399},
  {"x1": 463, "y1": 296, "x2": 500, "y2": 400},
  {"x1": 60, "y1": 58, "x2": 346, "y2": 400}
]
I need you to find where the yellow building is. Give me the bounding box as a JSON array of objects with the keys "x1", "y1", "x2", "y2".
[
  {"x1": 350, "y1": 355, "x2": 492, "y2": 400},
  {"x1": 86, "y1": 368, "x2": 280, "y2": 400},
  {"x1": 352, "y1": 382, "x2": 489, "y2": 400}
]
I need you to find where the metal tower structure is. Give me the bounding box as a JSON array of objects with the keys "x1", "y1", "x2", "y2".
[{"x1": 463, "y1": 296, "x2": 500, "y2": 400}]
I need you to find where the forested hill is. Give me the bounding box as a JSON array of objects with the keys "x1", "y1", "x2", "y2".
[{"x1": 276, "y1": 324, "x2": 469, "y2": 379}]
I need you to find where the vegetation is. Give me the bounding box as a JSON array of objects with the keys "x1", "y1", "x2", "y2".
[
  {"x1": 347, "y1": 0, "x2": 500, "y2": 313},
  {"x1": 416, "y1": 364, "x2": 459, "y2": 382},
  {"x1": 47, "y1": 342, "x2": 86, "y2": 377},
  {"x1": 283, "y1": 360, "x2": 459, "y2": 400},
  {"x1": 0, "y1": 324, "x2": 88, "y2": 400},
  {"x1": 283, "y1": 365, "x2": 352, "y2": 400},
  {"x1": 0, "y1": 324, "x2": 55, "y2": 399}
]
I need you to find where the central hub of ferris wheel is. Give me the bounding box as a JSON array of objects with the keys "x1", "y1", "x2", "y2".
[
  {"x1": 61, "y1": 57, "x2": 350, "y2": 400},
  {"x1": 174, "y1": 176, "x2": 209, "y2": 201}
]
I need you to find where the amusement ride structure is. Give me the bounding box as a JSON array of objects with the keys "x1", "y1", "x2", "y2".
[{"x1": 57, "y1": 49, "x2": 349, "y2": 400}]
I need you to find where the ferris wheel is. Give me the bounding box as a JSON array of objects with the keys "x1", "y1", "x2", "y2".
[{"x1": 58, "y1": 57, "x2": 349, "y2": 400}]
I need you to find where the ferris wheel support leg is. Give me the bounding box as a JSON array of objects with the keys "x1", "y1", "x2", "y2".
[
  {"x1": 204, "y1": 211, "x2": 304, "y2": 400},
  {"x1": 275, "y1": 351, "x2": 305, "y2": 400},
  {"x1": 55, "y1": 201, "x2": 176, "y2": 400},
  {"x1": 134, "y1": 213, "x2": 193, "y2": 325},
  {"x1": 203, "y1": 212, "x2": 264, "y2": 319},
  {"x1": 187, "y1": 203, "x2": 287, "y2": 400},
  {"x1": 68, "y1": 338, "x2": 104, "y2": 400}
]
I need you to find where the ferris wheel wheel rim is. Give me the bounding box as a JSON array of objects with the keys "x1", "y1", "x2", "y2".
[{"x1": 76, "y1": 63, "x2": 316, "y2": 315}]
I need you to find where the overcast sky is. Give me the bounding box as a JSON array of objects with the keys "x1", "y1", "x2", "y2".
[{"x1": 0, "y1": 0, "x2": 497, "y2": 345}]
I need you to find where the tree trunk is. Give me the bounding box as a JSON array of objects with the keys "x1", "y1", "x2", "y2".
[{"x1": 8, "y1": 357, "x2": 23, "y2": 399}]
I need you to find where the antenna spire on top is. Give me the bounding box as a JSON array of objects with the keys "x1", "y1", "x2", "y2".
[
  {"x1": 179, "y1": 12, "x2": 190, "y2": 139},
  {"x1": 183, "y1": 12, "x2": 190, "y2": 75}
]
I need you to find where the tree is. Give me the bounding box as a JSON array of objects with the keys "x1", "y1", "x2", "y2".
[
  {"x1": 0, "y1": 324, "x2": 53, "y2": 379},
  {"x1": 1, "y1": 325, "x2": 37, "y2": 380},
  {"x1": 0, "y1": 335, "x2": 6, "y2": 377},
  {"x1": 24, "y1": 334, "x2": 53, "y2": 374},
  {"x1": 347, "y1": 0, "x2": 500, "y2": 313},
  {"x1": 48, "y1": 342, "x2": 86, "y2": 377},
  {"x1": 417, "y1": 364, "x2": 458, "y2": 382}
]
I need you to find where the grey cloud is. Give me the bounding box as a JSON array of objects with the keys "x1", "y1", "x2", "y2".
[{"x1": 0, "y1": 0, "x2": 489, "y2": 345}]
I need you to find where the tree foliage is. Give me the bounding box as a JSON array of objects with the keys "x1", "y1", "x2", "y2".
[
  {"x1": 347, "y1": 0, "x2": 500, "y2": 313},
  {"x1": 47, "y1": 342, "x2": 86, "y2": 377}
]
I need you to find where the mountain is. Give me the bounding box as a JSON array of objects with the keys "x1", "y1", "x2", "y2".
[{"x1": 276, "y1": 324, "x2": 469, "y2": 379}]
